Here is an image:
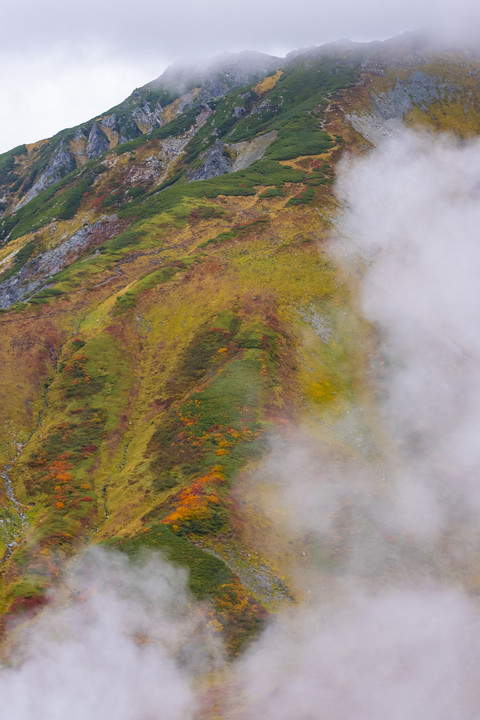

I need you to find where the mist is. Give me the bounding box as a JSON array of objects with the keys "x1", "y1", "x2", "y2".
[
  {"x1": 232, "y1": 587, "x2": 480, "y2": 719},
  {"x1": 335, "y1": 128, "x2": 480, "y2": 542},
  {"x1": 228, "y1": 127, "x2": 480, "y2": 717},
  {"x1": 0, "y1": 548, "x2": 222, "y2": 719}
]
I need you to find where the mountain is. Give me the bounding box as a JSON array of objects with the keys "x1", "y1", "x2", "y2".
[{"x1": 1, "y1": 32, "x2": 480, "y2": 710}]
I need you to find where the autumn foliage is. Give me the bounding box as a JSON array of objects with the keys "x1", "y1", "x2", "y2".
[{"x1": 163, "y1": 466, "x2": 228, "y2": 534}]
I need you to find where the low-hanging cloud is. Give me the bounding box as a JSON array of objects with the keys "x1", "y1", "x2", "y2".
[
  {"x1": 264, "y1": 129, "x2": 480, "y2": 562},
  {"x1": 230, "y1": 127, "x2": 480, "y2": 717},
  {"x1": 0, "y1": 547, "x2": 222, "y2": 720},
  {"x1": 233, "y1": 586, "x2": 480, "y2": 719},
  {"x1": 335, "y1": 128, "x2": 480, "y2": 539}
]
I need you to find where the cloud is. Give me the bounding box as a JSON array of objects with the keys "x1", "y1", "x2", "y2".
[
  {"x1": 335, "y1": 128, "x2": 480, "y2": 534},
  {"x1": 233, "y1": 586, "x2": 480, "y2": 719},
  {"x1": 262, "y1": 128, "x2": 480, "y2": 556},
  {"x1": 3, "y1": 0, "x2": 479, "y2": 60},
  {"x1": 0, "y1": 548, "x2": 221, "y2": 719},
  {"x1": 230, "y1": 127, "x2": 480, "y2": 716}
]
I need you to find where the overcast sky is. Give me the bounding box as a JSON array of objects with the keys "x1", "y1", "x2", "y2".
[{"x1": 1, "y1": 0, "x2": 479, "y2": 154}]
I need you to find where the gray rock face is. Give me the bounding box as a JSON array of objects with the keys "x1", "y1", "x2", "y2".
[
  {"x1": 0, "y1": 216, "x2": 120, "y2": 309},
  {"x1": 251, "y1": 100, "x2": 272, "y2": 115},
  {"x1": 188, "y1": 139, "x2": 231, "y2": 181},
  {"x1": 74, "y1": 127, "x2": 88, "y2": 140},
  {"x1": 233, "y1": 105, "x2": 247, "y2": 119},
  {"x1": 348, "y1": 71, "x2": 457, "y2": 145},
  {"x1": 16, "y1": 143, "x2": 76, "y2": 209},
  {"x1": 188, "y1": 126, "x2": 276, "y2": 182},
  {"x1": 373, "y1": 71, "x2": 455, "y2": 119},
  {"x1": 131, "y1": 103, "x2": 165, "y2": 134},
  {"x1": 230, "y1": 130, "x2": 277, "y2": 172},
  {"x1": 100, "y1": 113, "x2": 118, "y2": 130},
  {"x1": 86, "y1": 124, "x2": 110, "y2": 159}
]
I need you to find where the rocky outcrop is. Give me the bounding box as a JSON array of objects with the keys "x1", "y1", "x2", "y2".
[
  {"x1": 0, "y1": 216, "x2": 121, "y2": 309},
  {"x1": 188, "y1": 139, "x2": 231, "y2": 181},
  {"x1": 348, "y1": 71, "x2": 457, "y2": 144},
  {"x1": 131, "y1": 103, "x2": 165, "y2": 134},
  {"x1": 233, "y1": 105, "x2": 247, "y2": 119},
  {"x1": 188, "y1": 128, "x2": 277, "y2": 182},
  {"x1": 230, "y1": 130, "x2": 277, "y2": 172},
  {"x1": 16, "y1": 143, "x2": 76, "y2": 210},
  {"x1": 100, "y1": 113, "x2": 118, "y2": 130},
  {"x1": 373, "y1": 71, "x2": 455, "y2": 119},
  {"x1": 3, "y1": 51, "x2": 284, "y2": 214},
  {"x1": 86, "y1": 124, "x2": 110, "y2": 160},
  {"x1": 155, "y1": 51, "x2": 284, "y2": 104}
]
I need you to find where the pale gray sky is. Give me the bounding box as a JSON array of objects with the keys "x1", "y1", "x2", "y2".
[{"x1": 1, "y1": 0, "x2": 479, "y2": 154}]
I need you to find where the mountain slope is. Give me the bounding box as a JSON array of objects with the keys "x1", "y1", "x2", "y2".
[{"x1": 1, "y1": 33, "x2": 480, "y2": 671}]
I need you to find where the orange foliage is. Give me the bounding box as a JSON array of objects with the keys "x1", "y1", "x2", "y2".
[
  {"x1": 162, "y1": 466, "x2": 225, "y2": 531},
  {"x1": 214, "y1": 581, "x2": 250, "y2": 616}
]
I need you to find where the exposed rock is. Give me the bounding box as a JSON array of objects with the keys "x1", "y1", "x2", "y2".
[
  {"x1": 74, "y1": 127, "x2": 88, "y2": 141},
  {"x1": 348, "y1": 71, "x2": 458, "y2": 145},
  {"x1": 372, "y1": 71, "x2": 455, "y2": 119},
  {"x1": 154, "y1": 50, "x2": 284, "y2": 104},
  {"x1": 86, "y1": 124, "x2": 110, "y2": 159},
  {"x1": 0, "y1": 216, "x2": 121, "y2": 309},
  {"x1": 230, "y1": 130, "x2": 277, "y2": 172},
  {"x1": 16, "y1": 143, "x2": 76, "y2": 209},
  {"x1": 100, "y1": 114, "x2": 118, "y2": 130},
  {"x1": 176, "y1": 88, "x2": 200, "y2": 114},
  {"x1": 131, "y1": 103, "x2": 165, "y2": 134},
  {"x1": 127, "y1": 154, "x2": 163, "y2": 184},
  {"x1": 188, "y1": 128, "x2": 277, "y2": 182},
  {"x1": 233, "y1": 105, "x2": 247, "y2": 119},
  {"x1": 251, "y1": 100, "x2": 273, "y2": 115},
  {"x1": 188, "y1": 139, "x2": 231, "y2": 181},
  {"x1": 3, "y1": 51, "x2": 283, "y2": 213}
]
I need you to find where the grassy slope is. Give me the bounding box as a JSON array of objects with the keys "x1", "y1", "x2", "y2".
[{"x1": 1, "y1": 47, "x2": 479, "y2": 661}]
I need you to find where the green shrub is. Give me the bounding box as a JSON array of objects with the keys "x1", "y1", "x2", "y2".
[
  {"x1": 259, "y1": 187, "x2": 285, "y2": 198},
  {"x1": 286, "y1": 186, "x2": 316, "y2": 206}
]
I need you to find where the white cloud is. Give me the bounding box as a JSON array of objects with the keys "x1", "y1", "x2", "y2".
[
  {"x1": 0, "y1": 548, "x2": 221, "y2": 719},
  {"x1": 227, "y1": 125, "x2": 480, "y2": 719},
  {"x1": 234, "y1": 586, "x2": 480, "y2": 719}
]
